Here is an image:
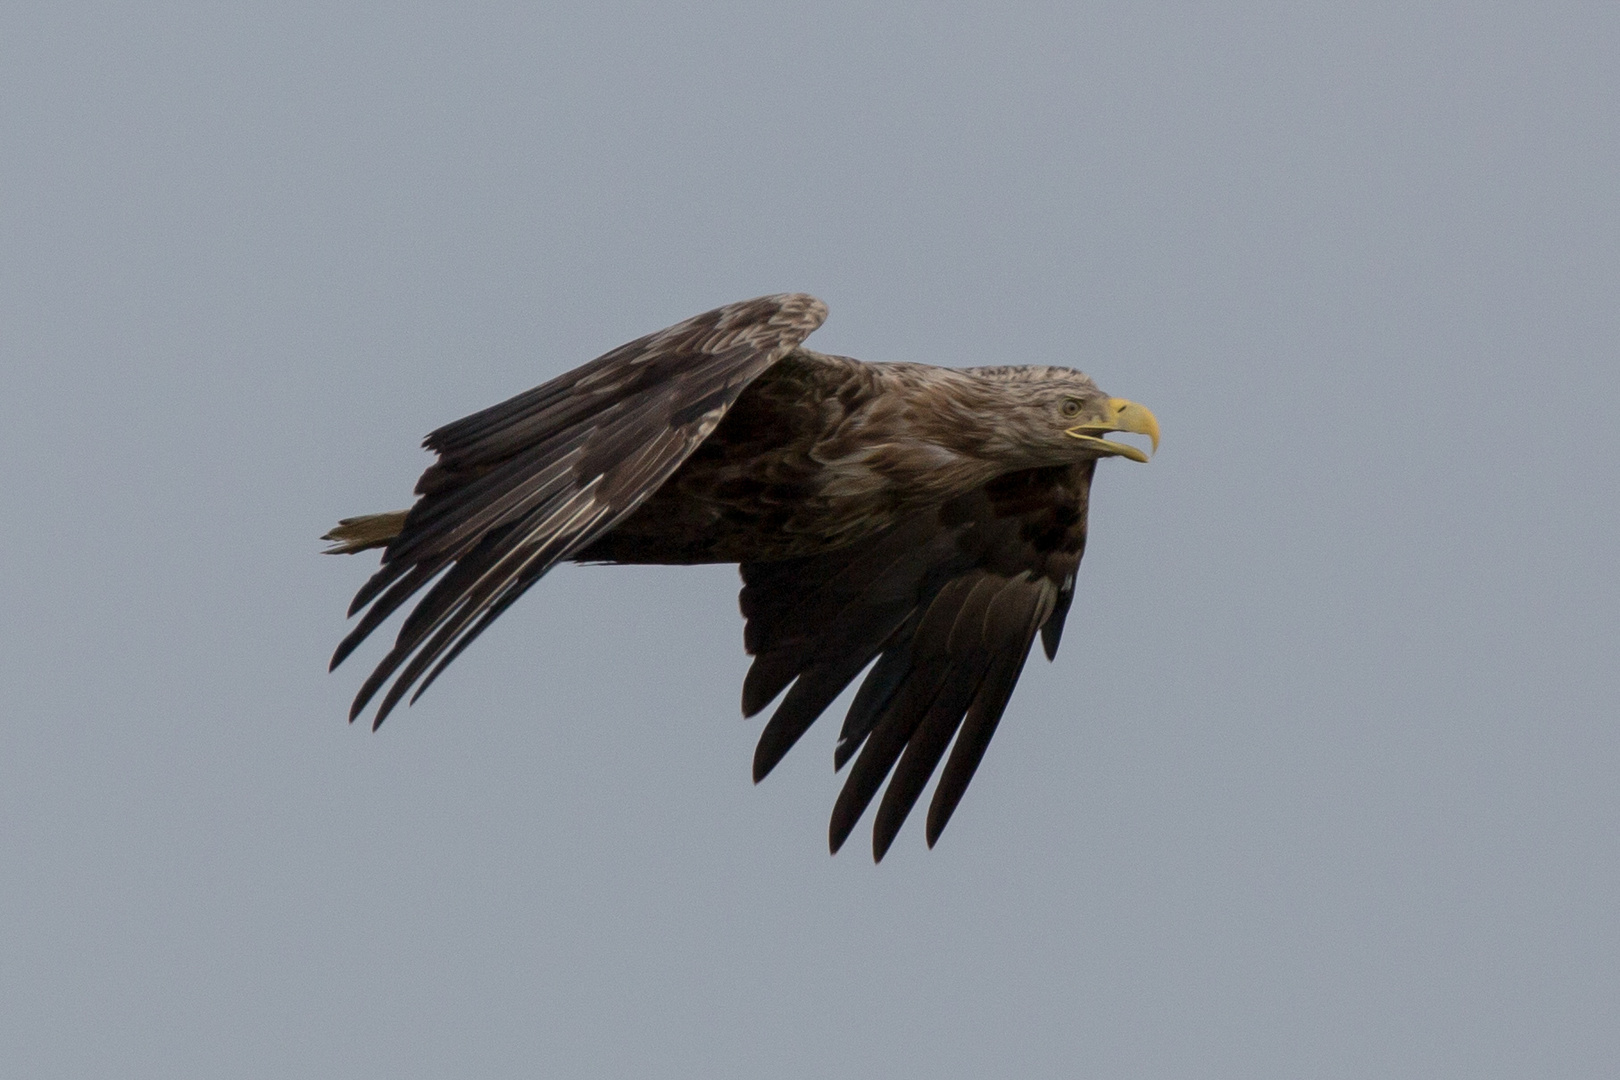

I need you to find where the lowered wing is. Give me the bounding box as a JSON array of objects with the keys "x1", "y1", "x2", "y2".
[{"x1": 739, "y1": 462, "x2": 1093, "y2": 861}]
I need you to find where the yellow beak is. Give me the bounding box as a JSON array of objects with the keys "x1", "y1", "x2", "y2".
[{"x1": 1065, "y1": 398, "x2": 1161, "y2": 463}]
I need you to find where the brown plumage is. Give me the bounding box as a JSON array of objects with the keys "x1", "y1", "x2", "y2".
[{"x1": 326, "y1": 294, "x2": 1159, "y2": 860}]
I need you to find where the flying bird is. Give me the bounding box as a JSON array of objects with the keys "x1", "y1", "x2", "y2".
[{"x1": 326, "y1": 294, "x2": 1159, "y2": 860}]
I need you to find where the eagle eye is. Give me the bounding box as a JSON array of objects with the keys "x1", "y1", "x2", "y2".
[{"x1": 1060, "y1": 398, "x2": 1083, "y2": 418}]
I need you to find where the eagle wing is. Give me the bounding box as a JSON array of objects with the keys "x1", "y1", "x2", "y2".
[
  {"x1": 334, "y1": 293, "x2": 828, "y2": 728},
  {"x1": 739, "y1": 462, "x2": 1093, "y2": 861}
]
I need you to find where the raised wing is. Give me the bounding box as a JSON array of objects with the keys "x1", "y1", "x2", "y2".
[
  {"x1": 334, "y1": 293, "x2": 828, "y2": 728},
  {"x1": 739, "y1": 462, "x2": 1094, "y2": 861}
]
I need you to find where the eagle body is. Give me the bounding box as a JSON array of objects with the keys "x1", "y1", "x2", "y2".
[
  {"x1": 327, "y1": 294, "x2": 1158, "y2": 860},
  {"x1": 584, "y1": 350, "x2": 1103, "y2": 565}
]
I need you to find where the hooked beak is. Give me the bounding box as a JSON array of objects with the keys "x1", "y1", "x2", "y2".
[{"x1": 1065, "y1": 398, "x2": 1161, "y2": 462}]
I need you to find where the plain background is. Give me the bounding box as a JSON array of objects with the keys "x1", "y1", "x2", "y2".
[{"x1": 3, "y1": 3, "x2": 1617, "y2": 1077}]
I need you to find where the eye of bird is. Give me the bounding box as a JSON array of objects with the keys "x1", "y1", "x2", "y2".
[{"x1": 1060, "y1": 398, "x2": 1083, "y2": 418}]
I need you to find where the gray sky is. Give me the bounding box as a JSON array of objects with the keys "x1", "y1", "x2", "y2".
[{"x1": 3, "y1": 3, "x2": 1617, "y2": 1077}]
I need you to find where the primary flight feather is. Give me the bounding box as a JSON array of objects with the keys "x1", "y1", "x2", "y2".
[{"x1": 326, "y1": 294, "x2": 1159, "y2": 861}]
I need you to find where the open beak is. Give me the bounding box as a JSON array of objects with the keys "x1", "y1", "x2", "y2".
[{"x1": 1065, "y1": 398, "x2": 1160, "y2": 462}]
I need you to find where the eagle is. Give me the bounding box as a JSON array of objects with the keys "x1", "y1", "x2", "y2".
[{"x1": 326, "y1": 294, "x2": 1159, "y2": 860}]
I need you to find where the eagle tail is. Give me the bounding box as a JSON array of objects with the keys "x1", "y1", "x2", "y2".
[{"x1": 322, "y1": 511, "x2": 408, "y2": 554}]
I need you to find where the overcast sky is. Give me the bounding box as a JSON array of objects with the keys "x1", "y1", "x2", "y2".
[{"x1": 3, "y1": 4, "x2": 1617, "y2": 1077}]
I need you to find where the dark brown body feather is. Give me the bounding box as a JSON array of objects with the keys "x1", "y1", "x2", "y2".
[{"x1": 331, "y1": 294, "x2": 1122, "y2": 860}]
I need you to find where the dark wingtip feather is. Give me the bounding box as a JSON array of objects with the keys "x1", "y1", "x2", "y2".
[
  {"x1": 1041, "y1": 621, "x2": 1063, "y2": 661},
  {"x1": 752, "y1": 739, "x2": 780, "y2": 784},
  {"x1": 836, "y1": 642, "x2": 913, "y2": 763},
  {"x1": 371, "y1": 684, "x2": 406, "y2": 730},
  {"x1": 741, "y1": 655, "x2": 795, "y2": 718},
  {"x1": 348, "y1": 560, "x2": 410, "y2": 618},
  {"x1": 829, "y1": 766, "x2": 877, "y2": 854},
  {"x1": 755, "y1": 713, "x2": 817, "y2": 781},
  {"x1": 347, "y1": 653, "x2": 400, "y2": 727},
  {"x1": 876, "y1": 678, "x2": 987, "y2": 860},
  {"x1": 1040, "y1": 584, "x2": 1074, "y2": 661},
  {"x1": 832, "y1": 737, "x2": 860, "y2": 772},
  {"x1": 925, "y1": 794, "x2": 957, "y2": 848},
  {"x1": 925, "y1": 650, "x2": 1032, "y2": 848},
  {"x1": 828, "y1": 724, "x2": 909, "y2": 857},
  {"x1": 753, "y1": 657, "x2": 876, "y2": 783},
  {"x1": 828, "y1": 816, "x2": 850, "y2": 855},
  {"x1": 330, "y1": 632, "x2": 363, "y2": 672},
  {"x1": 371, "y1": 663, "x2": 425, "y2": 728}
]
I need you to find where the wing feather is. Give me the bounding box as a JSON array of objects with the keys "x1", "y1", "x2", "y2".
[
  {"x1": 738, "y1": 462, "x2": 1093, "y2": 860},
  {"x1": 871, "y1": 574, "x2": 1054, "y2": 860},
  {"x1": 926, "y1": 628, "x2": 1041, "y2": 846},
  {"x1": 334, "y1": 294, "x2": 827, "y2": 727}
]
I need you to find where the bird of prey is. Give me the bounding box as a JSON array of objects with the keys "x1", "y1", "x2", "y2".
[{"x1": 326, "y1": 293, "x2": 1158, "y2": 860}]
